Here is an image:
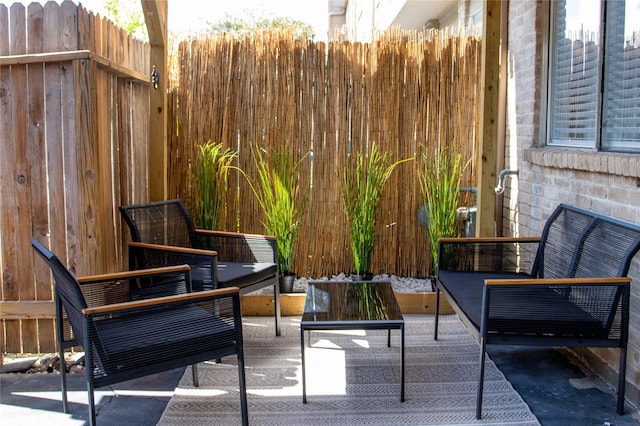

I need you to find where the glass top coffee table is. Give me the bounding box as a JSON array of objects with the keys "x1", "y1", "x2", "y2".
[{"x1": 300, "y1": 280, "x2": 405, "y2": 403}]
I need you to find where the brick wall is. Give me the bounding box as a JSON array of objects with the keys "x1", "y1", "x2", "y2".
[{"x1": 504, "y1": 0, "x2": 640, "y2": 409}]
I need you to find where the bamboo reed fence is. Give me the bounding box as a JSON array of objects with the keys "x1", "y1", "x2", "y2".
[
  {"x1": 167, "y1": 28, "x2": 480, "y2": 279},
  {"x1": 0, "y1": 1, "x2": 149, "y2": 353}
]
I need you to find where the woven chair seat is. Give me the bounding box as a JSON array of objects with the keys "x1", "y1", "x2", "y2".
[
  {"x1": 94, "y1": 307, "x2": 236, "y2": 359},
  {"x1": 439, "y1": 270, "x2": 606, "y2": 337}
]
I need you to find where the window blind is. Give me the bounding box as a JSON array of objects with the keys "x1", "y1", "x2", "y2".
[
  {"x1": 548, "y1": 0, "x2": 640, "y2": 152},
  {"x1": 601, "y1": 0, "x2": 640, "y2": 151},
  {"x1": 548, "y1": 0, "x2": 600, "y2": 148}
]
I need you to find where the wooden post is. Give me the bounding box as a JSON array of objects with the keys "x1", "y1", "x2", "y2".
[
  {"x1": 141, "y1": 0, "x2": 167, "y2": 201},
  {"x1": 475, "y1": 0, "x2": 502, "y2": 237}
]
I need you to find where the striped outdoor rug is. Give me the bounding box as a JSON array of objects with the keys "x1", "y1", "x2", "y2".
[{"x1": 158, "y1": 314, "x2": 539, "y2": 425}]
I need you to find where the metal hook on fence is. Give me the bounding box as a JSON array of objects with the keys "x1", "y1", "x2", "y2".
[{"x1": 151, "y1": 66, "x2": 159, "y2": 90}]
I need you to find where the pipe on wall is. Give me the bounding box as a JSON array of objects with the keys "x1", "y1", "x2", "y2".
[{"x1": 495, "y1": 169, "x2": 519, "y2": 194}]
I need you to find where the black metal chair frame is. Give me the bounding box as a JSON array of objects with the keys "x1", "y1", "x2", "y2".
[
  {"x1": 31, "y1": 238, "x2": 249, "y2": 426},
  {"x1": 119, "y1": 199, "x2": 281, "y2": 336},
  {"x1": 434, "y1": 204, "x2": 640, "y2": 419}
]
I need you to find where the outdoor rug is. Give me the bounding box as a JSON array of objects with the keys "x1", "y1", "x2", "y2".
[{"x1": 158, "y1": 314, "x2": 540, "y2": 425}]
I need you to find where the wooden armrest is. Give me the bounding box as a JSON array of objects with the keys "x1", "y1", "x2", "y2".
[
  {"x1": 195, "y1": 229, "x2": 276, "y2": 241},
  {"x1": 77, "y1": 264, "x2": 191, "y2": 284},
  {"x1": 82, "y1": 286, "x2": 240, "y2": 315},
  {"x1": 438, "y1": 236, "x2": 541, "y2": 244},
  {"x1": 128, "y1": 241, "x2": 217, "y2": 257},
  {"x1": 484, "y1": 277, "x2": 631, "y2": 286}
]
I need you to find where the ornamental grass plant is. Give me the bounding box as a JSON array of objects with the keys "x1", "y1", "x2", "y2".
[
  {"x1": 194, "y1": 141, "x2": 237, "y2": 230},
  {"x1": 244, "y1": 144, "x2": 309, "y2": 276},
  {"x1": 418, "y1": 144, "x2": 468, "y2": 275},
  {"x1": 341, "y1": 144, "x2": 413, "y2": 277}
]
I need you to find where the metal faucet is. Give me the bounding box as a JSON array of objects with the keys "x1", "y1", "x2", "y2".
[{"x1": 495, "y1": 169, "x2": 519, "y2": 194}]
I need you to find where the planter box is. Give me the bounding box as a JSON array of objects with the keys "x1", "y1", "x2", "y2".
[{"x1": 241, "y1": 292, "x2": 454, "y2": 316}]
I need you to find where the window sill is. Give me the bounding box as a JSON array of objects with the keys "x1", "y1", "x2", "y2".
[{"x1": 524, "y1": 148, "x2": 640, "y2": 179}]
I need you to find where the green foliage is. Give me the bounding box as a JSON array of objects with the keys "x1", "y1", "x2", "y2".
[
  {"x1": 341, "y1": 144, "x2": 413, "y2": 276},
  {"x1": 208, "y1": 13, "x2": 314, "y2": 40},
  {"x1": 103, "y1": 0, "x2": 148, "y2": 41},
  {"x1": 194, "y1": 141, "x2": 236, "y2": 230},
  {"x1": 418, "y1": 145, "x2": 468, "y2": 274},
  {"x1": 244, "y1": 144, "x2": 309, "y2": 274},
  {"x1": 344, "y1": 282, "x2": 389, "y2": 320}
]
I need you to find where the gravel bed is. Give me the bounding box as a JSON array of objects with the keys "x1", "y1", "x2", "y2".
[{"x1": 253, "y1": 273, "x2": 435, "y2": 294}]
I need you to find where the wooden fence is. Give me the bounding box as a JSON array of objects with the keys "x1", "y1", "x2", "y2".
[
  {"x1": 167, "y1": 29, "x2": 481, "y2": 279},
  {"x1": 0, "y1": 1, "x2": 150, "y2": 353}
]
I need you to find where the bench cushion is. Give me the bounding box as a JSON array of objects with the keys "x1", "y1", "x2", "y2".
[
  {"x1": 438, "y1": 270, "x2": 606, "y2": 337},
  {"x1": 217, "y1": 262, "x2": 277, "y2": 287},
  {"x1": 190, "y1": 261, "x2": 277, "y2": 290}
]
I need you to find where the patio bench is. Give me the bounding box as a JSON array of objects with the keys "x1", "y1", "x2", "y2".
[
  {"x1": 120, "y1": 199, "x2": 281, "y2": 336},
  {"x1": 434, "y1": 203, "x2": 640, "y2": 419}
]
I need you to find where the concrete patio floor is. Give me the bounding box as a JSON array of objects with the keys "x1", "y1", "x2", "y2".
[
  {"x1": 489, "y1": 345, "x2": 640, "y2": 425},
  {"x1": 1, "y1": 331, "x2": 639, "y2": 425}
]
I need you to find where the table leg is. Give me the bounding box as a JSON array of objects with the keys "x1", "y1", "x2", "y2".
[
  {"x1": 401, "y1": 323, "x2": 405, "y2": 402},
  {"x1": 387, "y1": 329, "x2": 391, "y2": 347},
  {"x1": 301, "y1": 326, "x2": 307, "y2": 403}
]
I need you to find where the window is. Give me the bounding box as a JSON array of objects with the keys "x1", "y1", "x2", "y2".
[{"x1": 547, "y1": 0, "x2": 640, "y2": 152}]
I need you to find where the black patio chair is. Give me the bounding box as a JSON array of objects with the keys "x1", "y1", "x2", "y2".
[
  {"x1": 119, "y1": 198, "x2": 281, "y2": 336},
  {"x1": 31, "y1": 238, "x2": 248, "y2": 426}
]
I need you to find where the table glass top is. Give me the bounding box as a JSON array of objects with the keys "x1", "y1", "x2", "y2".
[{"x1": 301, "y1": 280, "x2": 403, "y2": 323}]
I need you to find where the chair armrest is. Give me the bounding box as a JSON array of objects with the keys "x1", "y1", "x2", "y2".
[
  {"x1": 438, "y1": 237, "x2": 541, "y2": 274},
  {"x1": 76, "y1": 264, "x2": 195, "y2": 306},
  {"x1": 126, "y1": 241, "x2": 221, "y2": 290},
  {"x1": 83, "y1": 287, "x2": 240, "y2": 315},
  {"x1": 127, "y1": 241, "x2": 218, "y2": 269},
  {"x1": 77, "y1": 264, "x2": 192, "y2": 283},
  {"x1": 438, "y1": 236, "x2": 541, "y2": 244},
  {"x1": 196, "y1": 229, "x2": 276, "y2": 241},
  {"x1": 129, "y1": 241, "x2": 217, "y2": 257},
  {"x1": 193, "y1": 229, "x2": 277, "y2": 263},
  {"x1": 484, "y1": 277, "x2": 631, "y2": 286}
]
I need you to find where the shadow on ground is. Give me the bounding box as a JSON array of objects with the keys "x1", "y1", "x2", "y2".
[{"x1": 0, "y1": 367, "x2": 184, "y2": 425}]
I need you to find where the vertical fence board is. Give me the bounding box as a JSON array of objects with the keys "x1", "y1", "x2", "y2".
[
  {"x1": 38, "y1": 1, "x2": 64, "y2": 353},
  {"x1": 0, "y1": 4, "x2": 6, "y2": 56},
  {"x1": 62, "y1": 0, "x2": 81, "y2": 278},
  {"x1": 6, "y1": 3, "x2": 28, "y2": 353},
  {"x1": 24, "y1": 2, "x2": 47, "y2": 353},
  {"x1": 44, "y1": 1, "x2": 67, "y2": 259},
  {"x1": 100, "y1": 69, "x2": 115, "y2": 274},
  {"x1": 0, "y1": 3, "x2": 11, "y2": 353},
  {"x1": 73, "y1": 58, "x2": 97, "y2": 276}
]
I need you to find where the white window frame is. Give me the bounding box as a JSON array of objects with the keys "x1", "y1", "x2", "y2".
[{"x1": 546, "y1": 0, "x2": 640, "y2": 154}]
